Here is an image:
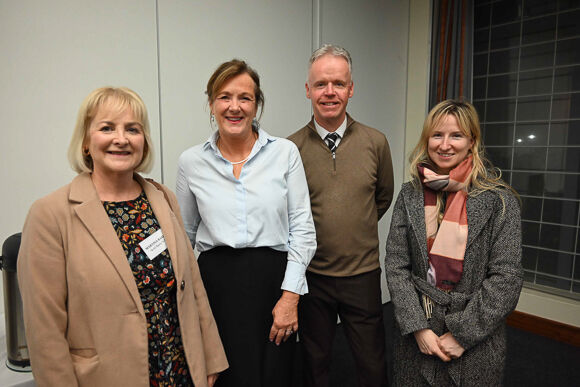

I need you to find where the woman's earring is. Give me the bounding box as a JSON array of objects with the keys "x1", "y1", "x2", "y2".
[
  {"x1": 83, "y1": 147, "x2": 90, "y2": 156},
  {"x1": 211, "y1": 114, "x2": 216, "y2": 123}
]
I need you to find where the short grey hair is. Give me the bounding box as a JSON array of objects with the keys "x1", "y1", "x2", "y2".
[{"x1": 308, "y1": 44, "x2": 353, "y2": 75}]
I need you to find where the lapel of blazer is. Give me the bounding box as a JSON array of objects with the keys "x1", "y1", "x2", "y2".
[
  {"x1": 466, "y1": 190, "x2": 495, "y2": 248},
  {"x1": 402, "y1": 185, "x2": 430, "y2": 275},
  {"x1": 69, "y1": 173, "x2": 145, "y2": 316},
  {"x1": 138, "y1": 176, "x2": 180, "y2": 283}
]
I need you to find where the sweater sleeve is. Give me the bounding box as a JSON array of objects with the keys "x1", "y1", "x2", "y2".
[
  {"x1": 385, "y1": 189, "x2": 431, "y2": 335},
  {"x1": 445, "y1": 192, "x2": 524, "y2": 350},
  {"x1": 375, "y1": 135, "x2": 394, "y2": 220}
]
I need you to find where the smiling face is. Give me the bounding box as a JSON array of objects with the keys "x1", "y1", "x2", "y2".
[
  {"x1": 427, "y1": 114, "x2": 474, "y2": 174},
  {"x1": 210, "y1": 72, "x2": 257, "y2": 140},
  {"x1": 306, "y1": 54, "x2": 354, "y2": 132},
  {"x1": 85, "y1": 101, "x2": 145, "y2": 179}
]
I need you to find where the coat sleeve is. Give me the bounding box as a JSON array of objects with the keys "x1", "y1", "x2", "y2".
[
  {"x1": 385, "y1": 190, "x2": 430, "y2": 335},
  {"x1": 375, "y1": 135, "x2": 394, "y2": 220},
  {"x1": 17, "y1": 199, "x2": 79, "y2": 387},
  {"x1": 445, "y1": 191, "x2": 524, "y2": 350},
  {"x1": 163, "y1": 187, "x2": 228, "y2": 375}
]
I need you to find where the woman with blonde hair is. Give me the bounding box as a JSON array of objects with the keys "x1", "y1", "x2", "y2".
[
  {"x1": 385, "y1": 99, "x2": 523, "y2": 385},
  {"x1": 18, "y1": 86, "x2": 227, "y2": 386}
]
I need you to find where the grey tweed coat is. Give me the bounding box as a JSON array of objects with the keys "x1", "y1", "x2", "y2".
[{"x1": 385, "y1": 182, "x2": 523, "y2": 386}]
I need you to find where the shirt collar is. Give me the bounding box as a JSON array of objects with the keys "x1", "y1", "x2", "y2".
[
  {"x1": 203, "y1": 127, "x2": 276, "y2": 158},
  {"x1": 313, "y1": 117, "x2": 347, "y2": 141}
]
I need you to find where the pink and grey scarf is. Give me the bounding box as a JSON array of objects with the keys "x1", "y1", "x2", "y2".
[{"x1": 418, "y1": 156, "x2": 472, "y2": 291}]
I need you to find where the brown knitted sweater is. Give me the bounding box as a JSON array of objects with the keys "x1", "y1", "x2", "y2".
[{"x1": 288, "y1": 114, "x2": 394, "y2": 276}]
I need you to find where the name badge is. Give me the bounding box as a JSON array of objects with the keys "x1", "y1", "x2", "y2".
[{"x1": 139, "y1": 229, "x2": 167, "y2": 260}]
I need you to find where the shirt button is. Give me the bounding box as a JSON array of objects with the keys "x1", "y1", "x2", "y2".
[{"x1": 180, "y1": 280, "x2": 185, "y2": 290}]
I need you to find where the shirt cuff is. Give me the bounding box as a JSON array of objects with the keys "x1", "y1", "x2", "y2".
[{"x1": 281, "y1": 260, "x2": 308, "y2": 295}]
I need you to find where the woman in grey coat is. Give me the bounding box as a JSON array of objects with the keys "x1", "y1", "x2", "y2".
[{"x1": 385, "y1": 100, "x2": 523, "y2": 386}]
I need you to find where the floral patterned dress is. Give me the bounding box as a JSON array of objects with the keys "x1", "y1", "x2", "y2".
[{"x1": 104, "y1": 192, "x2": 194, "y2": 387}]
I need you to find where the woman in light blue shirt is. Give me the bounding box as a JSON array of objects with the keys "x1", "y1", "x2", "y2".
[{"x1": 176, "y1": 59, "x2": 316, "y2": 387}]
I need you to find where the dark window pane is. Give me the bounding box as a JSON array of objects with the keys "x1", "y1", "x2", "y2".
[
  {"x1": 514, "y1": 147, "x2": 547, "y2": 170},
  {"x1": 475, "y1": 28, "x2": 490, "y2": 53},
  {"x1": 486, "y1": 98, "x2": 516, "y2": 121},
  {"x1": 491, "y1": 22, "x2": 521, "y2": 49},
  {"x1": 474, "y1": 100, "x2": 486, "y2": 122},
  {"x1": 550, "y1": 120, "x2": 580, "y2": 145},
  {"x1": 485, "y1": 147, "x2": 512, "y2": 169},
  {"x1": 474, "y1": 77, "x2": 487, "y2": 99},
  {"x1": 574, "y1": 281, "x2": 580, "y2": 293},
  {"x1": 499, "y1": 170, "x2": 512, "y2": 183},
  {"x1": 552, "y1": 93, "x2": 580, "y2": 120},
  {"x1": 522, "y1": 221, "x2": 541, "y2": 245},
  {"x1": 544, "y1": 173, "x2": 580, "y2": 198},
  {"x1": 537, "y1": 250, "x2": 574, "y2": 277},
  {"x1": 518, "y1": 69, "x2": 553, "y2": 95},
  {"x1": 522, "y1": 246, "x2": 539, "y2": 269},
  {"x1": 575, "y1": 255, "x2": 580, "y2": 279},
  {"x1": 523, "y1": 15, "x2": 556, "y2": 44},
  {"x1": 547, "y1": 147, "x2": 580, "y2": 172},
  {"x1": 558, "y1": 10, "x2": 580, "y2": 39},
  {"x1": 515, "y1": 122, "x2": 549, "y2": 146},
  {"x1": 556, "y1": 38, "x2": 580, "y2": 66},
  {"x1": 484, "y1": 123, "x2": 514, "y2": 145},
  {"x1": 523, "y1": 270, "x2": 536, "y2": 282},
  {"x1": 512, "y1": 172, "x2": 545, "y2": 195},
  {"x1": 542, "y1": 198, "x2": 579, "y2": 225},
  {"x1": 474, "y1": 53, "x2": 489, "y2": 76},
  {"x1": 489, "y1": 48, "x2": 519, "y2": 74},
  {"x1": 559, "y1": 0, "x2": 580, "y2": 12},
  {"x1": 521, "y1": 196, "x2": 543, "y2": 220},
  {"x1": 492, "y1": 0, "x2": 523, "y2": 25},
  {"x1": 517, "y1": 96, "x2": 551, "y2": 121},
  {"x1": 475, "y1": 4, "x2": 491, "y2": 29},
  {"x1": 521, "y1": 43, "x2": 555, "y2": 71},
  {"x1": 540, "y1": 224, "x2": 576, "y2": 251},
  {"x1": 536, "y1": 273, "x2": 571, "y2": 290},
  {"x1": 524, "y1": 0, "x2": 557, "y2": 17},
  {"x1": 488, "y1": 73, "x2": 517, "y2": 97},
  {"x1": 554, "y1": 65, "x2": 580, "y2": 93}
]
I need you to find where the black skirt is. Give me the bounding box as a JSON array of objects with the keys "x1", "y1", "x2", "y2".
[{"x1": 198, "y1": 246, "x2": 296, "y2": 387}]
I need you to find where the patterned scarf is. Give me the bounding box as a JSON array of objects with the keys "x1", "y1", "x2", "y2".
[{"x1": 418, "y1": 156, "x2": 472, "y2": 291}]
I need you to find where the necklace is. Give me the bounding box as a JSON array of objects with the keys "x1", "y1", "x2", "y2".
[
  {"x1": 230, "y1": 155, "x2": 250, "y2": 165},
  {"x1": 216, "y1": 134, "x2": 255, "y2": 165}
]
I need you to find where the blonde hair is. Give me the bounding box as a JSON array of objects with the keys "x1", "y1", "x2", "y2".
[
  {"x1": 68, "y1": 87, "x2": 153, "y2": 174},
  {"x1": 409, "y1": 100, "x2": 517, "y2": 216}
]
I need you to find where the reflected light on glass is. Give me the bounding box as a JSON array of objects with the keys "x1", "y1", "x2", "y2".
[
  {"x1": 517, "y1": 138, "x2": 523, "y2": 143},
  {"x1": 528, "y1": 134, "x2": 536, "y2": 139}
]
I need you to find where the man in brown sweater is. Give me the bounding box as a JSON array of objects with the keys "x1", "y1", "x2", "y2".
[{"x1": 288, "y1": 44, "x2": 393, "y2": 387}]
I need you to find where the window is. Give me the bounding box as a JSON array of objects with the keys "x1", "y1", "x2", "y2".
[{"x1": 474, "y1": 0, "x2": 580, "y2": 299}]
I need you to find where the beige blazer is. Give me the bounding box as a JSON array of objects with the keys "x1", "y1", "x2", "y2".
[{"x1": 17, "y1": 173, "x2": 228, "y2": 387}]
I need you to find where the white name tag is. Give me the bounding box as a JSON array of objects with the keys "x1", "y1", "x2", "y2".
[{"x1": 139, "y1": 229, "x2": 167, "y2": 260}]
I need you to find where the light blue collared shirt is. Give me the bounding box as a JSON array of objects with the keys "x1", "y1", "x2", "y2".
[{"x1": 176, "y1": 128, "x2": 316, "y2": 294}]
